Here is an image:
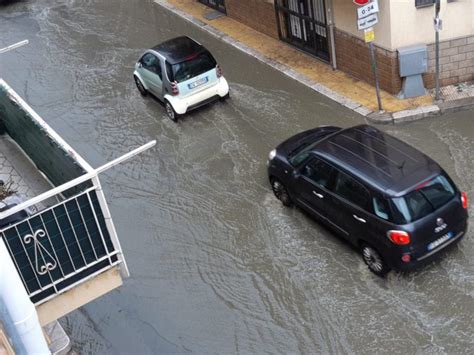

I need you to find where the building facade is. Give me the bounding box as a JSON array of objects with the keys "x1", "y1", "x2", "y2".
[{"x1": 198, "y1": 0, "x2": 474, "y2": 95}]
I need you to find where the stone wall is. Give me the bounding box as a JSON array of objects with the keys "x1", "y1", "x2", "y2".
[
  {"x1": 425, "y1": 35, "x2": 474, "y2": 88},
  {"x1": 225, "y1": 0, "x2": 279, "y2": 39},
  {"x1": 335, "y1": 30, "x2": 402, "y2": 95},
  {"x1": 334, "y1": 30, "x2": 474, "y2": 94}
]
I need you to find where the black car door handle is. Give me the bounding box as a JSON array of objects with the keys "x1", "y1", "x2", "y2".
[
  {"x1": 353, "y1": 214, "x2": 366, "y2": 223},
  {"x1": 312, "y1": 191, "x2": 324, "y2": 199}
]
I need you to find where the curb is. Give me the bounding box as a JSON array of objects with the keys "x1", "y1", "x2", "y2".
[{"x1": 154, "y1": 0, "x2": 474, "y2": 124}]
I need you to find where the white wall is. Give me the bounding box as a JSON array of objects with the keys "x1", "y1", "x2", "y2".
[
  {"x1": 332, "y1": 0, "x2": 393, "y2": 49},
  {"x1": 390, "y1": 0, "x2": 473, "y2": 49},
  {"x1": 332, "y1": 0, "x2": 474, "y2": 51}
]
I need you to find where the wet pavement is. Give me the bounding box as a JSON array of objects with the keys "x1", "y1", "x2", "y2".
[{"x1": 1, "y1": 0, "x2": 473, "y2": 353}]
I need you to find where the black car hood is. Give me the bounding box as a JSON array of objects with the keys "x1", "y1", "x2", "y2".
[{"x1": 277, "y1": 126, "x2": 342, "y2": 158}]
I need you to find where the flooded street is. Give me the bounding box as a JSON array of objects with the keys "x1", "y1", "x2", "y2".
[{"x1": 1, "y1": 0, "x2": 473, "y2": 353}]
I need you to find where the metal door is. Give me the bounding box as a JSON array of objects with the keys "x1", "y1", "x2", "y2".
[
  {"x1": 199, "y1": 0, "x2": 226, "y2": 14},
  {"x1": 275, "y1": 0, "x2": 329, "y2": 61}
]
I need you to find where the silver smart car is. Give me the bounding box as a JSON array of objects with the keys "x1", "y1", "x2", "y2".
[{"x1": 133, "y1": 36, "x2": 229, "y2": 121}]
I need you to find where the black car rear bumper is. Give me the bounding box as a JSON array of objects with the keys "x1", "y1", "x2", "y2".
[{"x1": 389, "y1": 227, "x2": 467, "y2": 271}]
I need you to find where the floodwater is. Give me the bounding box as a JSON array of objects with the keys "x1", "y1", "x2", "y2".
[{"x1": 1, "y1": 0, "x2": 473, "y2": 353}]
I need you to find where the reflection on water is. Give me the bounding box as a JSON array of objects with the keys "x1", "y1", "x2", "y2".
[{"x1": 0, "y1": 0, "x2": 472, "y2": 353}]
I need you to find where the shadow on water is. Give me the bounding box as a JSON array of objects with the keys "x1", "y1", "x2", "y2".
[{"x1": 0, "y1": 0, "x2": 24, "y2": 6}]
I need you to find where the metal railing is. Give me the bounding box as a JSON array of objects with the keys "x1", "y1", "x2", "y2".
[
  {"x1": 0, "y1": 141, "x2": 155, "y2": 305},
  {"x1": 1, "y1": 182, "x2": 119, "y2": 305}
]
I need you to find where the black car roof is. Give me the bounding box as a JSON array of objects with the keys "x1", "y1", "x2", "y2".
[
  {"x1": 313, "y1": 125, "x2": 442, "y2": 197},
  {"x1": 152, "y1": 36, "x2": 207, "y2": 64}
]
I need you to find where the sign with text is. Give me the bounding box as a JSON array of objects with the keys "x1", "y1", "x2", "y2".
[
  {"x1": 357, "y1": 0, "x2": 379, "y2": 19},
  {"x1": 358, "y1": 13, "x2": 378, "y2": 30}
]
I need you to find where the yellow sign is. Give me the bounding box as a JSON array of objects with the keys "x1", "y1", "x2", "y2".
[{"x1": 364, "y1": 29, "x2": 375, "y2": 43}]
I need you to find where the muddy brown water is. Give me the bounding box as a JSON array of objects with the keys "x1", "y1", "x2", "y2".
[{"x1": 0, "y1": 0, "x2": 473, "y2": 353}]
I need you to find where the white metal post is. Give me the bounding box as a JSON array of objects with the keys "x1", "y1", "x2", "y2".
[
  {"x1": 91, "y1": 176, "x2": 130, "y2": 278},
  {"x1": 0, "y1": 239, "x2": 50, "y2": 354},
  {"x1": 0, "y1": 40, "x2": 29, "y2": 55},
  {"x1": 435, "y1": 0, "x2": 441, "y2": 101}
]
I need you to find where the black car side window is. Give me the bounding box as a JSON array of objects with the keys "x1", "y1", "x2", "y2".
[
  {"x1": 141, "y1": 53, "x2": 162, "y2": 79},
  {"x1": 334, "y1": 171, "x2": 369, "y2": 210},
  {"x1": 302, "y1": 158, "x2": 333, "y2": 189},
  {"x1": 373, "y1": 197, "x2": 390, "y2": 220}
]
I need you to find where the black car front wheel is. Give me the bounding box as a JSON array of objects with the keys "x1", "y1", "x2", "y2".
[
  {"x1": 134, "y1": 76, "x2": 147, "y2": 97},
  {"x1": 271, "y1": 179, "x2": 293, "y2": 207},
  {"x1": 361, "y1": 244, "x2": 390, "y2": 277}
]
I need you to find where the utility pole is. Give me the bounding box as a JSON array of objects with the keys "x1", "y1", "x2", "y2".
[{"x1": 434, "y1": 0, "x2": 441, "y2": 101}]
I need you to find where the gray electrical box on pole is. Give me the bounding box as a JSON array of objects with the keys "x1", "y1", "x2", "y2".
[{"x1": 397, "y1": 44, "x2": 428, "y2": 98}]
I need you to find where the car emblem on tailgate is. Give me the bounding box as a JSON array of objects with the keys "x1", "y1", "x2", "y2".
[{"x1": 434, "y1": 218, "x2": 447, "y2": 233}]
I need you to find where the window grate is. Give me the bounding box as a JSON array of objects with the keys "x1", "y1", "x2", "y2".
[{"x1": 415, "y1": 0, "x2": 435, "y2": 8}]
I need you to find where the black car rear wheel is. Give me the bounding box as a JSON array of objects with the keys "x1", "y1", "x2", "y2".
[
  {"x1": 361, "y1": 244, "x2": 390, "y2": 277},
  {"x1": 134, "y1": 76, "x2": 147, "y2": 96},
  {"x1": 271, "y1": 179, "x2": 292, "y2": 207}
]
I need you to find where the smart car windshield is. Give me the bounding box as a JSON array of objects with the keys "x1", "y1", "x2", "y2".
[
  {"x1": 171, "y1": 52, "x2": 216, "y2": 83},
  {"x1": 390, "y1": 174, "x2": 456, "y2": 223}
]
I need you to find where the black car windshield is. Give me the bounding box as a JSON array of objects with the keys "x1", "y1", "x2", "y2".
[
  {"x1": 390, "y1": 174, "x2": 456, "y2": 223},
  {"x1": 171, "y1": 52, "x2": 216, "y2": 83}
]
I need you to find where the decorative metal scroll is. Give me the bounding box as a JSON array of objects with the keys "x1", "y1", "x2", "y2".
[{"x1": 24, "y1": 229, "x2": 57, "y2": 275}]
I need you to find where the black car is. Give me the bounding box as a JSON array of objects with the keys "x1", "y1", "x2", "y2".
[{"x1": 267, "y1": 125, "x2": 469, "y2": 276}]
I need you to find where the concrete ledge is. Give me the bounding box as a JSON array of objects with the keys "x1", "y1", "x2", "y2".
[
  {"x1": 438, "y1": 96, "x2": 474, "y2": 112},
  {"x1": 36, "y1": 267, "x2": 123, "y2": 326},
  {"x1": 367, "y1": 111, "x2": 392, "y2": 124}
]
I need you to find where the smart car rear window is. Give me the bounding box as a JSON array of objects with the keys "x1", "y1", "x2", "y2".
[
  {"x1": 171, "y1": 52, "x2": 217, "y2": 83},
  {"x1": 390, "y1": 175, "x2": 456, "y2": 223}
]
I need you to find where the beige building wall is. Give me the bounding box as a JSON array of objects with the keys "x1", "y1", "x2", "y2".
[
  {"x1": 390, "y1": 0, "x2": 474, "y2": 49},
  {"x1": 333, "y1": 0, "x2": 474, "y2": 51},
  {"x1": 332, "y1": 0, "x2": 393, "y2": 50}
]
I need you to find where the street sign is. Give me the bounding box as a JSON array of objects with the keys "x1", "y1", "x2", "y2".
[
  {"x1": 434, "y1": 17, "x2": 443, "y2": 32},
  {"x1": 353, "y1": 0, "x2": 370, "y2": 5},
  {"x1": 364, "y1": 28, "x2": 375, "y2": 43},
  {"x1": 357, "y1": 13, "x2": 378, "y2": 30},
  {"x1": 357, "y1": 1, "x2": 379, "y2": 19}
]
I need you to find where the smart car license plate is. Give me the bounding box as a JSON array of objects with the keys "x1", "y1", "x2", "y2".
[
  {"x1": 188, "y1": 77, "x2": 208, "y2": 89},
  {"x1": 427, "y1": 231, "x2": 453, "y2": 251}
]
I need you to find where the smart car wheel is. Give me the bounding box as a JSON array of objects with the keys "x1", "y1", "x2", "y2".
[
  {"x1": 165, "y1": 100, "x2": 179, "y2": 122},
  {"x1": 134, "y1": 76, "x2": 147, "y2": 96},
  {"x1": 361, "y1": 244, "x2": 390, "y2": 277},
  {"x1": 220, "y1": 92, "x2": 230, "y2": 102},
  {"x1": 271, "y1": 179, "x2": 292, "y2": 207}
]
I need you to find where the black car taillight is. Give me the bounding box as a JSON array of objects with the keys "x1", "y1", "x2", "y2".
[
  {"x1": 171, "y1": 81, "x2": 179, "y2": 96},
  {"x1": 461, "y1": 192, "x2": 468, "y2": 209},
  {"x1": 216, "y1": 64, "x2": 222, "y2": 78},
  {"x1": 387, "y1": 230, "x2": 411, "y2": 245}
]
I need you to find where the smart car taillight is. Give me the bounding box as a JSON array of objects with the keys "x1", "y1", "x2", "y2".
[
  {"x1": 216, "y1": 64, "x2": 222, "y2": 78},
  {"x1": 171, "y1": 81, "x2": 179, "y2": 96},
  {"x1": 387, "y1": 230, "x2": 411, "y2": 245},
  {"x1": 461, "y1": 192, "x2": 468, "y2": 209}
]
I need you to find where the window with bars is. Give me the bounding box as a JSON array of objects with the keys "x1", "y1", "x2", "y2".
[{"x1": 415, "y1": 0, "x2": 435, "y2": 8}]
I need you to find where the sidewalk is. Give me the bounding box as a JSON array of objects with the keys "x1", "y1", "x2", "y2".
[{"x1": 154, "y1": 0, "x2": 474, "y2": 123}]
